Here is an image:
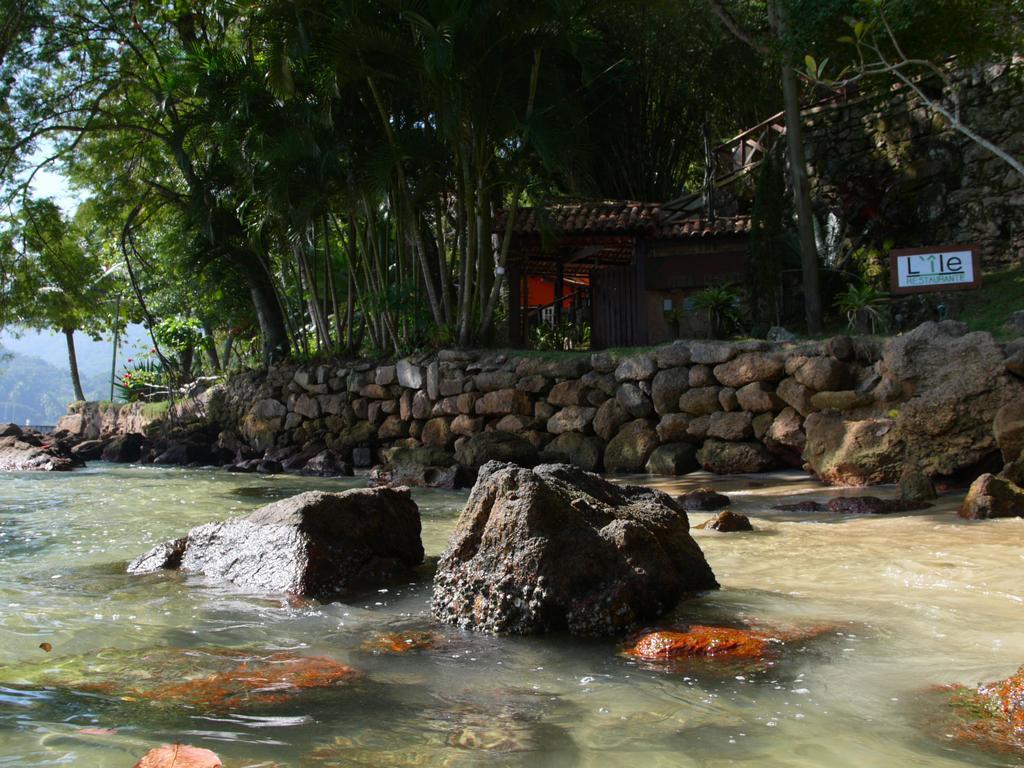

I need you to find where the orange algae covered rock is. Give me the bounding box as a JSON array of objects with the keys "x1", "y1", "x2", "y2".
[
  {"x1": 138, "y1": 652, "x2": 358, "y2": 709},
  {"x1": 361, "y1": 630, "x2": 439, "y2": 654},
  {"x1": 624, "y1": 625, "x2": 779, "y2": 661},
  {"x1": 943, "y1": 665, "x2": 1024, "y2": 754},
  {"x1": 134, "y1": 744, "x2": 222, "y2": 768}
]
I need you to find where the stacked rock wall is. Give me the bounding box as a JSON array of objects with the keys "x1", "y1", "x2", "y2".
[
  {"x1": 63, "y1": 323, "x2": 1022, "y2": 486},
  {"x1": 204, "y1": 328, "x2": 984, "y2": 483}
]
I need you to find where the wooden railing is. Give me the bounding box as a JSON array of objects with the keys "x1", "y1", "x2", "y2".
[{"x1": 714, "y1": 111, "x2": 786, "y2": 185}]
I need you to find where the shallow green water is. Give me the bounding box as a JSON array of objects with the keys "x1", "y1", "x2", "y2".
[{"x1": 0, "y1": 464, "x2": 1021, "y2": 767}]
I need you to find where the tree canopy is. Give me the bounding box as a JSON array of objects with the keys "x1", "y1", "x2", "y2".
[{"x1": 0, "y1": 0, "x2": 1019, "y2": 381}]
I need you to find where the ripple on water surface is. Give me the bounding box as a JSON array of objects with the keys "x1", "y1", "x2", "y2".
[{"x1": 0, "y1": 465, "x2": 1022, "y2": 767}]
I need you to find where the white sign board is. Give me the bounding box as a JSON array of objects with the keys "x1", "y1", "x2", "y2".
[{"x1": 890, "y1": 246, "x2": 980, "y2": 294}]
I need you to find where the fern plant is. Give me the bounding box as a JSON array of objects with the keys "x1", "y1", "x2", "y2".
[
  {"x1": 834, "y1": 282, "x2": 888, "y2": 334},
  {"x1": 692, "y1": 284, "x2": 743, "y2": 339}
]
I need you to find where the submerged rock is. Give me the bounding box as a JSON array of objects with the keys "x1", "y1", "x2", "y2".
[
  {"x1": 940, "y1": 665, "x2": 1024, "y2": 755},
  {"x1": 431, "y1": 462, "x2": 718, "y2": 635},
  {"x1": 826, "y1": 496, "x2": 932, "y2": 515},
  {"x1": 624, "y1": 625, "x2": 777, "y2": 661},
  {"x1": 0, "y1": 425, "x2": 82, "y2": 472},
  {"x1": 134, "y1": 744, "x2": 222, "y2": 768},
  {"x1": 772, "y1": 500, "x2": 825, "y2": 512},
  {"x1": 306, "y1": 690, "x2": 575, "y2": 761},
  {"x1": 959, "y1": 473, "x2": 1024, "y2": 519},
  {"x1": 361, "y1": 630, "x2": 441, "y2": 654},
  {"x1": 696, "y1": 511, "x2": 753, "y2": 532},
  {"x1": 8, "y1": 646, "x2": 357, "y2": 714},
  {"x1": 129, "y1": 488, "x2": 423, "y2": 597},
  {"x1": 623, "y1": 623, "x2": 830, "y2": 663}
]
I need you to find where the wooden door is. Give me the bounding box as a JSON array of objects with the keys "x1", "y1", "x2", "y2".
[{"x1": 591, "y1": 263, "x2": 641, "y2": 349}]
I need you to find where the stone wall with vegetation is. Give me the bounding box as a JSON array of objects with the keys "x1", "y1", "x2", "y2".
[
  {"x1": 136, "y1": 322, "x2": 1020, "y2": 488},
  {"x1": 803, "y1": 58, "x2": 1024, "y2": 273}
]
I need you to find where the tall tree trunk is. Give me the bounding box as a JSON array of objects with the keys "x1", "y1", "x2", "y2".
[
  {"x1": 202, "y1": 321, "x2": 221, "y2": 371},
  {"x1": 63, "y1": 327, "x2": 85, "y2": 402},
  {"x1": 179, "y1": 345, "x2": 195, "y2": 386},
  {"x1": 293, "y1": 238, "x2": 332, "y2": 349},
  {"x1": 458, "y1": 144, "x2": 479, "y2": 347},
  {"x1": 770, "y1": 0, "x2": 823, "y2": 334},
  {"x1": 242, "y1": 256, "x2": 292, "y2": 364},
  {"x1": 221, "y1": 334, "x2": 234, "y2": 371},
  {"x1": 323, "y1": 214, "x2": 343, "y2": 350}
]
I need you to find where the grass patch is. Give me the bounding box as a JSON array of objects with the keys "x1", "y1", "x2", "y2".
[
  {"x1": 140, "y1": 401, "x2": 171, "y2": 420},
  {"x1": 956, "y1": 267, "x2": 1024, "y2": 338}
]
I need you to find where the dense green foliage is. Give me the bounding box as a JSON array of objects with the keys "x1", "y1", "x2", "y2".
[{"x1": 0, "y1": 0, "x2": 1019, "y2": 392}]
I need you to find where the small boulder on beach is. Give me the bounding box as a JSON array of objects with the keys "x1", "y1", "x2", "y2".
[{"x1": 431, "y1": 462, "x2": 718, "y2": 636}]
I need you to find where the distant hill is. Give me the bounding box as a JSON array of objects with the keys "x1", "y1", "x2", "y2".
[
  {"x1": 0, "y1": 326, "x2": 152, "y2": 379},
  {"x1": 0, "y1": 340, "x2": 126, "y2": 424}
]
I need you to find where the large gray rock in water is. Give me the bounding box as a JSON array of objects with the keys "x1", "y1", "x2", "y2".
[
  {"x1": 431, "y1": 462, "x2": 718, "y2": 635},
  {"x1": 128, "y1": 488, "x2": 424, "y2": 597}
]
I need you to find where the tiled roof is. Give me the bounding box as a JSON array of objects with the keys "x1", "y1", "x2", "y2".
[
  {"x1": 655, "y1": 215, "x2": 752, "y2": 238},
  {"x1": 499, "y1": 200, "x2": 751, "y2": 239}
]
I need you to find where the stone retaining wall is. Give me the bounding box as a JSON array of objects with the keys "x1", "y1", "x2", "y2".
[
  {"x1": 193, "y1": 323, "x2": 1023, "y2": 486},
  {"x1": 58, "y1": 323, "x2": 1022, "y2": 487}
]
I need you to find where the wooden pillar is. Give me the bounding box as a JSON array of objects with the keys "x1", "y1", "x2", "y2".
[
  {"x1": 554, "y1": 259, "x2": 564, "y2": 324},
  {"x1": 522, "y1": 260, "x2": 529, "y2": 345},
  {"x1": 634, "y1": 238, "x2": 649, "y2": 346},
  {"x1": 508, "y1": 264, "x2": 522, "y2": 346}
]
